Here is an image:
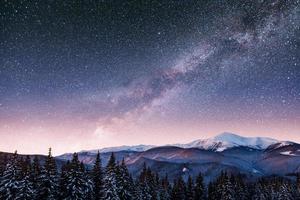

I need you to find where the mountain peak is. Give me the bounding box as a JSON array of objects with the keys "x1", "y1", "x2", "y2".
[
  {"x1": 212, "y1": 132, "x2": 279, "y2": 149},
  {"x1": 182, "y1": 132, "x2": 279, "y2": 151},
  {"x1": 213, "y1": 132, "x2": 243, "y2": 141}
]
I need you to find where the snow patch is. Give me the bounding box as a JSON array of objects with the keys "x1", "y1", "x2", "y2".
[
  {"x1": 182, "y1": 167, "x2": 188, "y2": 172},
  {"x1": 280, "y1": 151, "x2": 297, "y2": 156}
]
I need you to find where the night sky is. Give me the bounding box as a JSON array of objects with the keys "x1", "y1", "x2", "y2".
[{"x1": 0, "y1": 0, "x2": 299, "y2": 155}]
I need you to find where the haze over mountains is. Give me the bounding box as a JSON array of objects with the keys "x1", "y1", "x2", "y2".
[{"x1": 54, "y1": 132, "x2": 300, "y2": 182}]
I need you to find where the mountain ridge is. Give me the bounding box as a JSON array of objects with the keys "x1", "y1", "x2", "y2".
[
  {"x1": 2, "y1": 132, "x2": 300, "y2": 182},
  {"x1": 62, "y1": 132, "x2": 282, "y2": 156}
]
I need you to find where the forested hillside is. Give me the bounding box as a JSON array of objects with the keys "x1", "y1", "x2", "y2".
[{"x1": 0, "y1": 149, "x2": 300, "y2": 200}]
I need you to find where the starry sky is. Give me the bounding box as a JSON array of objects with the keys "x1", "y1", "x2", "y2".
[{"x1": 0, "y1": 0, "x2": 299, "y2": 155}]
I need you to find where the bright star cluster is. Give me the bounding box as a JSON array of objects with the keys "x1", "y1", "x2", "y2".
[{"x1": 0, "y1": 0, "x2": 299, "y2": 155}]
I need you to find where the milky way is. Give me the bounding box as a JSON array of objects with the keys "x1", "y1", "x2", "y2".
[{"x1": 0, "y1": 0, "x2": 299, "y2": 154}]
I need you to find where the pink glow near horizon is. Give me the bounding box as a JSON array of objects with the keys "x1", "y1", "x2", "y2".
[{"x1": 1, "y1": 115, "x2": 299, "y2": 155}]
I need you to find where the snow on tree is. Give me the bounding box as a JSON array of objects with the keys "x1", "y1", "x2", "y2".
[
  {"x1": 103, "y1": 153, "x2": 120, "y2": 200},
  {"x1": 31, "y1": 155, "x2": 41, "y2": 193},
  {"x1": 17, "y1": 173, "x2": 35, "y2": 200},
  {"x1": 116, "y1": 159, "x2": 134, "y2": 200},
  {"x1": 63, "y1": 152, "x2": 94, "y2": 200},
  {"x1": 276, "y1": 181, "x2": 293, "y2": 200},
  {"x1": 15, "y1": 155, "x2": 35, "y2": 199},
  {"x1": 0, "y1": 151, "x2": 22, "y2": 200},
  {"x1": 37, "y1": 148, "x2": 59, "y2": 200},
  {"x1": 219, "y1": 173, "x2": 235, "y2": 200},
  {"x1": 230, "y1": 174, "x2": 248, "y2": 200},
  {"x1": 211, "y1": 171, "x2": 235, "y2": 200},
  {"x1": 137, "y1": 163, "x2": 157, "y2": 200},
  {"x1": 92, "y1": 151, "x2": 104, "y2": 200}
]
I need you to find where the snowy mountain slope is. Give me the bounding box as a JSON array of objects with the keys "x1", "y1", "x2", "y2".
[
  {"x1": 55, "y1": 132, "x2": 300, "y2": 181},
  {"x1": 179, "y1": 132, "x2": 279, "y2": 151},
  {"x1": 61, "y1": 132, "x2": 279, "y2": 157},
  {"x1": 80, "y1": 144, "x2": 156, "y2": 154},
  {"x1": 56, "y1": 132, "x2": 281, "y2": 164}
]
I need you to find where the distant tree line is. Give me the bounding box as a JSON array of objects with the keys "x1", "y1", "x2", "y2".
[{"x1": 0, "y1": 149, "x2": 300, "y2": 200}]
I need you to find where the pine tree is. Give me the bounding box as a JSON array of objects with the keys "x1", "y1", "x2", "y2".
[
  {"x1": 137, "y1": 164, "x2": 158, "y2": 200},
  {"x1": 216, "y1": 172, "x2": 235, "y2": 200},
  {"x1": 0, "y1": 151, "x2": 22, "y2": 200},
  {"x1": 194, "y1": 173, "x2": 205, "y2": 200},
  {"x1": 37, "y1": 148, "x2": 59, "y2": 200},
  {"x1": 31, "y1": 155, "x2": 41, "y2": 193},
  {"x1": 32, "y1": 156, "x2": 41, "y2": 177},
  {"x1": 0, "y1": 154, "x2": 8, "y2": 176},
  {"x1": 64, "y1": 152, "x2": 93, "y2": 200},
  {"x1": 252, "y1": 179, "x2": 268, "y2": 200},
  {"x1": 116, "y1": 159, "x2": 133, "y2": 200},
  {"x1": 207, "y1": 182, "x2": 216, "y2": 200},
  {"x1": 137, "y1": 163, "x2": 152, "y2": 200},
  {"x1": 92, "y1": 151, "x2": 104, "y2": 200},
  {"x1": 103, "y1": 153, "x2": 120, "y2": 200},
  {"x1": 293, "y1": 174, "x2": 300, "y2": 199},
  {"x1": 159, "y1": 174, "x2": 171, "y2": 200},
  {"x1": 146, "y1": 167, "x2": 158, "y2": 200},
  {"x1": 171, "y1": 177, "x2": 186, "y2": 200},
  {"x1": 17, "y1": 156, "x2": 35, "y2": 200},
  {"x1": 185, "y1": 176, "x2": 194, "y2": 200},
  {"x1": 59, "y1": 160, "x2": 71, "y2": 199},
  {"x1": 231, "y1": 174, "x2": 248, "y2": 200},
  {"x1": 277, "y1": 181, "x2": 293, "y2": 200}
]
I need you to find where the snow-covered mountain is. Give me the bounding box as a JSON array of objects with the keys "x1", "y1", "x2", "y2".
[
  {"x1": 31, "y1": 132, "x2": 300, "y2": 182},
  {"x1": 75, "y1": 132, "x2": 279, "y2": 155},
  {"x1": 81, "y1": 144, "x2": 155, "y2": 153},
  {"x1": 178, "y1": 132, "x2": 279, "y2": 151}
]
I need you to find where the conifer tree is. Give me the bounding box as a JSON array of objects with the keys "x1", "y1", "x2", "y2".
[
  {"x1": 103, "y1": 153, "x2": 120, "y2": 200},
  {"x1": 59, "y1": 160, "x2": 71, "y2": 199},
  {"x1": 0, "y1": 154, "x2": 8, "y2": 176},
  {"x1": 0, "y1": 151, "x2": 22, "y2": 200},
  {"x1": 116, "y1": 159, "x2": 133, "y2": 200},
  {"x1": 146, "y1": 167, "x2": 158, "y2": 200},
  {"x1": 32, "y1": 156, "x2": 41, "y2": 177},
  {"x1": 185, "y1": 176, "x2": 194, "y2": 200},
  {"x1": 37, "y1": 148, "x2": 59, "y2": 200},
  {"x1": 207, "y1": 182, "x2": 216, "y2": 200},
  {"x1": 171, "y1": 177, "x2": 186, "y2": 200},
  {"x1": 17, "y1": 156, "x2": 35, "y2": 200},
  {"x1": 231, "y1": 174, "x2": 248, "y2": 200},
  {"x1": 277, "y1": 181, "x2": 293, "y2": 200},
  {"x1": 137, "y1": 163, "x2": 152, "y2": 200},
  {"x1": 215, "y1": 172, "x2": 234, "y2": 200},
  {"x1": 194, "y1": 173, "x2": 205, "y2": 200},
  {"x1": 31, "y1": 155, "x2": 41, "y2": 192},
  {"x1": 159, "y1": 174, "x2": 171, "y2": 200},
  {"x1": 92, "y1": 151, "x2": 104, "y2": 200},
  {"x1": 294, "y1": 174, "x2": 300, "y2": 199},
  {"x1": 65, "y1": 153, "x2": 94, "y2": 200}
]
